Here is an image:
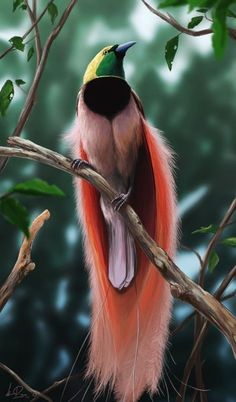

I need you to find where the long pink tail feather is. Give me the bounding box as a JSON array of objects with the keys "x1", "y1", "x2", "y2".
[{"x1": 67, "y1": 117, "x2": 177, "y2": 401}]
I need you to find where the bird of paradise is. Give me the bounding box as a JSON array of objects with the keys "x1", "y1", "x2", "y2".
[{"x1": 67, "y1": 41, "x2": 177, "y2": 402}]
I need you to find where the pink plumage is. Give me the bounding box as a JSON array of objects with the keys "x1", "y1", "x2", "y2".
[{"x1": 66, "y1": 83, "x2": 177, "y2": 401}]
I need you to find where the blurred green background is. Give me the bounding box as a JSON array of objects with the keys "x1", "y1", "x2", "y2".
[{"x1": 0, "y1": 1, "x2": 235, "y2": 401}]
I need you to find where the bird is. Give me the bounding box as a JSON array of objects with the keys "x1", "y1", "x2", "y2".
[{"x1": 67, "y1": 41, "x2": 177, "y2": 402}]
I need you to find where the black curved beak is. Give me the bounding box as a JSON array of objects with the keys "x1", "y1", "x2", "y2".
[{"x1": 115, "y1": 41, "x2": 136, "y2": 56}]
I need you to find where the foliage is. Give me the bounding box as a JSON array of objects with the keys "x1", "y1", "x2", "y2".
[
  {"x1": 0, "y1": 179, "x2": 65, "y2": 236},
  {"x1": 165, "y1": 34, "x2": 179, "y2": 70},
  {"x1": 9, "y1": 36, "x2": 25, "y2": 52},
  {"x1": 192, "y1": 224, "x2": 218, "y2": 234},
  {"x1": 48, "y1": 2, "x2": 58, "y2": 24},
  {"x1": 0, "y1": 80, "x2": 14, "y2": 116},
  {"x1": 157, "y1": 0, "x2": 236, "y2": 66},
  {"x1": 208, "y1": 249, "x2": 219, "y2": 272}
]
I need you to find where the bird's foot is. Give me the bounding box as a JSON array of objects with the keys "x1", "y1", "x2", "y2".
[
  {"x1": 71, "y1": 159, "x2": 95, "y2": 171},
  {"x1": 112, "y1": 188, "x2": 132, "y2": 211}
]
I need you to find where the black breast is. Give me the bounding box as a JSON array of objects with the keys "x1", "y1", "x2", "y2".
[{"x1": 83, "y1": 77, "x2": 131, "y2": 119}]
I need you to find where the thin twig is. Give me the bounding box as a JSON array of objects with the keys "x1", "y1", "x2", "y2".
[
  {"x1": 199, "y1": 199, "x2": 236, "y2": 287},
  {"x1": 192, "y1": 200, "x2": 235, "y2": 396},
  {"x1": 141, "y1": 0, "x2": 236, "y2": 39},
  {"x1": 215, "y1": 266, "x2": 236, "y2": 299},
  {"x1": 188, "y1": 200, "x2": 236, "y2": 401},
  {"x1": 0, "y1": 0, "x2": 77, "y2": 172},
  {"x1": 0, "y1": 0, "x2": 53, "y2": 60},
  {"x1": 181, "y1": 245, "x2": 203, "y2": 267},
  {"x1": 24, "y1": 0, "x2": 42, "y2": 64},
  {"x1": 0, "y1": 137, "x2": 235, "y2": 357},
  {"x1": 31, "y1": 374, "x2": 81, "y2": 402},
  {"x1": 0, "y1": 210, "x2": 50, "y2": 311},
  {"x1": 172, "y1": 268, "x2": 236, "y2": 337},
  {"x1": 0, "y1": 362, "x2": 52, "y2": 402},
  {"x1": 141, "y1": 0, "x2": 212, "y2": 36},
  {"x1": 176, "y1": 322, "x2": 208, "y2": 402},
  {"x1": 222, "y1": 289, "x2": 236, "y2": 301},
  {"x1": 171, "y1": 312, "x2": 195, "y2": 336},
  {"x1": 11, "y1": 0, "x2": 77, "y2": 138},
  {"x1": 177, "y1": 264, "x2": 236, "y2": 401}
]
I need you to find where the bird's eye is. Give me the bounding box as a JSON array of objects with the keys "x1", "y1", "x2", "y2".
[{"x1": 103, "y1": 50, "x2": 108, "y2": 55}]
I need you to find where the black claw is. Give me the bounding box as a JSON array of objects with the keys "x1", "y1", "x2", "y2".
[
  {"x1": 71, "y1": 159, "x2": 95, "y2": 171},
  {"x1": 112, "y1": 193, "x2": 129, "y2": 211}
]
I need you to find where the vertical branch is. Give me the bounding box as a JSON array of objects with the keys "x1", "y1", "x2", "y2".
[
  {"x1": 11, "y1": 0, "x2": 77, "y2": 139},
  {"x1": 24, "y1": 0, "x2": 42, "y2": 64},
  {"x1": 0, "y1": 0, "x2": 78, "y2": 172}
]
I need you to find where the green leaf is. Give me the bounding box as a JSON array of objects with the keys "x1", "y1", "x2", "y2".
[
  {"x1": 48, "y1": 2, "x2": 58, "y2": 24},
  {"x1": 0, "y1": 197, "x2": 29, "y2": 236},
  {"x1": 9, "y1": 36, "x2": 25, "y2": 52},
  {"x1": 221, "y1": 237, "x2": 236, "y2": 247},
  {"x1": 0, "y1": 80, "x2": 14, "y2": 116},
  {"x1": 165, "y1": 35, "x2": 179, "y2": 71},
  {"x1": 212, "y1": 1, "x2": 230, "y2": 58},
  {"x1": 27, "y1": 46, "x2": 34, "y2": 62},
  {"x1": 158, "y1": 0, "x2": 186, "y2": 8},
  {"x1": 227, "y1": 9, "x2": 236, "y2": 18},
  {"x1": 192, "y1": 224, "x2": 218, "y2": 234},
  {"x1": 159, "y1": 0, "x2": 186, "y2": 7},
  {"x1": 11, "y1": 178, "x2": 65, "y2": 197},
  {"x1": 188, "y1": 16, "x2": 203, "y2": 28},
  {"x1": 188, "y1": 0, "x2": 215, "y2": 8},
  {"x1": 196, "y1": 8, "x2": 209, "y2": 13},
  {"x1": 13, "y1": 0, "x2": 24, "y2": 12},
  {"x1": 208, "y1": 250, "x2": 219, "y2": 272},
  {"x1": 15, "y1": 79, "x2": 26, "y2": 87}
]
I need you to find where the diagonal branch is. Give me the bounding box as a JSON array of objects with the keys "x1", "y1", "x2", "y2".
[
  {"x1": 0, "y1": 1, "x2": 53, "y2": 60},
  {"x1": 215, "y1": 266, "x2": 236, "y2": 299},
  {"x1": 141, "y1": 0, "x2": 236, "y2": 39},
  {"x1": 172, "y1": 266, "x2": 236, "y2": 337},
  {"x1": 0, "y1": 136, "x2": 235, "y2": 357},
  {"x1": 0, "y1": 361, "x2": 52, "y2": 402},
  {"x1": 199, "y1": 201, "x2": 236, "y2": 287},
  {"x1": 141, "y1": 0, "x2": 212, "y2": 36},
  {"x1": 0, "y1": 210, "x2": 50, "y2": 312}
]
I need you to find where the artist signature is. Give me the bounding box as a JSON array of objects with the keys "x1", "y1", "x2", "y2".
[{"x1": 5, "y1": 383, "x2": 34, "y2": 400}]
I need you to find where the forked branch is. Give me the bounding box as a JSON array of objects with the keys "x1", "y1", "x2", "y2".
[{"x1": 0, "y1": 210, "x2": 50, "y2": 311}]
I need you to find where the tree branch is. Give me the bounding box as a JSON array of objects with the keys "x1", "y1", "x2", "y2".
[
  {"x1": 24, "y1": 0, "x2": 42, "y2": 64},
  {"x1": 0, "y1": 1, "x2": 53, "y2": 60},
  {"x1": 215, "y1": 266, "x2": 236, "y2": 299},
  {"x1": 0, "y1": 361, "x2": 52, "y2": 402},
  {"x1": 177, "y1": 264, "x2": 236, "y2": 401},
  {"x1": 222, "y1": 289, "x2": 236, "y2": 301},
  {"x1": 0, "y1": 209, "x2": 50, "y2": 312},
  {"x1": 199, "y1": 201, "x2": 236, "y2": 287},
  {"x1": 31, "y1": 374, "x2": 81, "y2": 402},
  {"x1": 0, "y1": 136, "x2": 235, "y2": 357},
  {"x1": 0, "y1": 0, "x2": 78, "y2": 172},
  {"x1": 187, "y1": 198, "x2": 236, "y2": 400},
  {"x1": 11, "y1": 0, "x2": 77, "y2": 138},
  {"x1": 172, "y1": 266, "x2": 236, "y2": 338},
  {"x1": 141, "y1": 0, "x2": 236, "y2": 39}
]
